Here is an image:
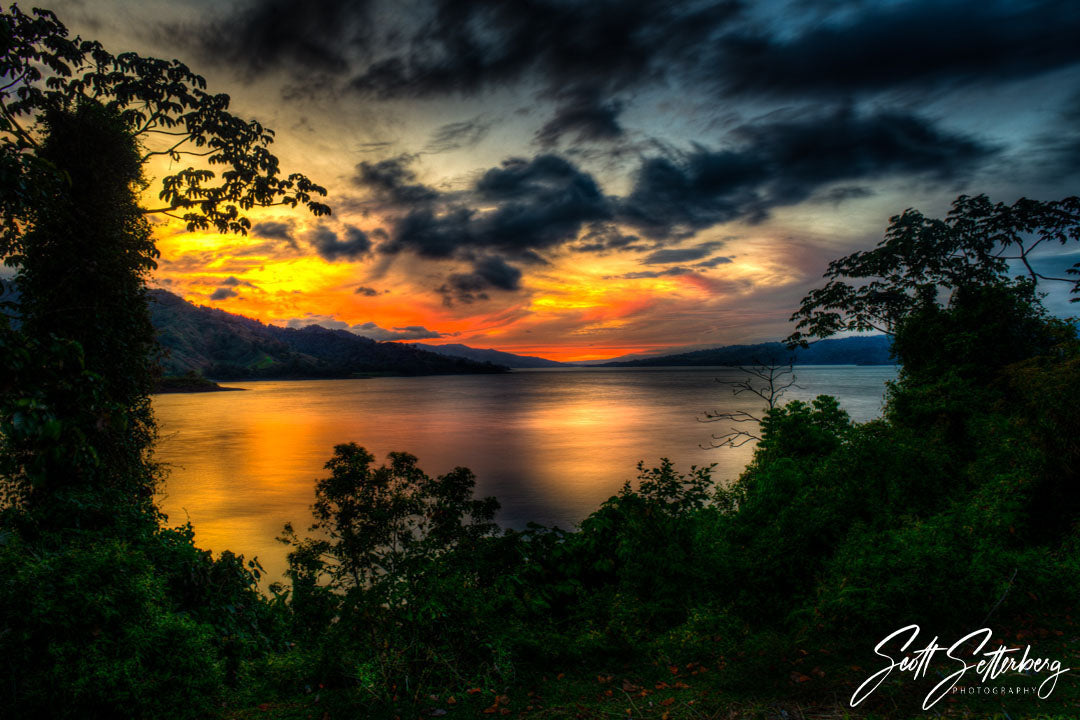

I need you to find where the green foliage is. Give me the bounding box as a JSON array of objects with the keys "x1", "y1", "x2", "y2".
[
  {"x1": 0, "y1": 533, "x2": 224, "y2": 719},
  {"x1": 0, "y1": 318, "x2": 157, "y2": 531},
  {"x1": 788, "y1": 193, "x2": 1080, "y2": 344},
  {"x1": 276, "y1": 445, "x2": 513, "y2": 704},
  {"x1": 2, "y1": 101, "x2": 163, "y2": 531},
  {"x1": 148, "y1": 288, "x2": 507, "y2": 379},
  {"x1": 4, "y1": 82, "x2": 1080, "y2": 720},
  {"x1": 0, "y1": 5, "x2": 329, "y2": 237},
  {"x1": 0, "y1": 8, "x2": 328, "y2": 718}
]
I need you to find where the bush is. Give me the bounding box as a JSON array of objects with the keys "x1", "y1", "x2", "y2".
[{"x1": 0, "y1": 533, "x2": 223, "y2": 719}]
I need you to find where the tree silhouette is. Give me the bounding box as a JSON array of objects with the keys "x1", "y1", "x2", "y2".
[
  {"x1": 0, "y1": 4, "x2": 330, "y2": 245},
  {"x1": 0, "y1": 5, "x2": 330, "y2": 529},
  {"x1": 699, "y1": 358, "x2": 801, "y2": 448},
  {"x1": 787, "y1": 194, "x2": 1080, "y2": 346}
]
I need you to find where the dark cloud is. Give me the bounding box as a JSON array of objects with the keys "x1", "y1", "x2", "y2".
[
  {"x1": 1028, "y1": 93, "x2": 1080, "y2": 182},
  {"x1": 470, "y1": 256, "x2": 523, "y2": 290},
  {"x1": 352, "y1": 156, "x2": 441, "y2": 207},
  {"x1": 424, "y1": 117, "x2": 493, "y2": 153},
  {"x1": 382, "y1": 154, "x2": 611, "y2": 259},
  {"x1": 709, "y1": 0, "x2": 1080, "y2": 99},
  {"x1": 251, "y1": 220, "x2": 296, "y2": 246},
  {"x1": 814, "y1": 185, "x2": 876, "y2": 205},
  {"x1": 385, "y1": 207, "x2": 475, "y2": 259},
  {"x1": 209, "y1": 287, "x2": 238, "y2": 300},
  {"x1": 350, "y1": 322, "x2": 446, "y2": 341},
  {"x1": 310, "y1": 225, "x2": 373, "y2": 261},
  {"x1": 642, "y1": 245, "x2": 724, "y2": 264},
  {"x1": 369, "y1": 106, "x2": 991, "y2": 288},
  {"x1": 172, "y1": 0, "x2": 371, "y2": 76},
  {"x1": 620, "y1": 108, "x2": 994, "y2": 238},
  {"x1": 348, "y1": 0, "x2": 744, "y2": 99},
  {"x1": 175, "y1": 0, "x2": 741, "y2": 104},
  {"x1": 437, "y1": 256, "x2": 523, "y2": 306},
  {"x1": 536, "y1": 87, "x2": 625, "y2": 147},
  {"x1": 611, "y1": 267, "x2": 694, "y2": 279},
  {"x1": 694, "y1": 255, "x2": 734, "y2": 268},
  {"x1": 354, "y1": 285, "x2": 382, "y2": 296},
  {"x1": 220, "y1": 275, "x2": 257, "y2": 288},
  {"x1": 572, "y1": 223, "x2": 642, "y2": 253}
]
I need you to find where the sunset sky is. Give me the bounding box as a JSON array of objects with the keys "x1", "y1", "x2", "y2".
[{"x1": 51, "y1": 0, "x2": 1080, "y2": 360}]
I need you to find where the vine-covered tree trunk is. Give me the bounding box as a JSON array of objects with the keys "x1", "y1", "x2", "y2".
[{"x1": 8, "y1": 100, "x2": 161, "y2": 530}]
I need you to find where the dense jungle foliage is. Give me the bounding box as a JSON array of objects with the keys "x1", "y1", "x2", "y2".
[{"x1": 2, "y1": 6, "x2": 1080, "y2": 719}]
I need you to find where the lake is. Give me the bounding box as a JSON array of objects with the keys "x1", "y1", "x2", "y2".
[{"x1": 152, "y1": 365, "x2": 897, "y2": 582}]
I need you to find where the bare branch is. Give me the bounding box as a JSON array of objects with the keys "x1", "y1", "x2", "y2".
[{"x1": 701, "y1": 357, "x2": 801, "y2": 451}]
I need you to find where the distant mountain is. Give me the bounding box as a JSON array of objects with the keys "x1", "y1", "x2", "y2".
[
  {"x1": 148, "y1": 290, "x2": 506, "y2": 379},
  {"x1": 597, "y1": 335, "x2": 893, "y2": 367},
  {"x1": 412, "y1": 343, "x2": 566, "y2": 368}
]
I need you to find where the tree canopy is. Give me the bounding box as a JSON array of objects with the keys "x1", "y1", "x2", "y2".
[
  {"x1": 787, "y1": 194, "x2": 1080, "y2": 345},
  {"x1": 0, "y1": 3, "x2": 330, "y2": 252}
]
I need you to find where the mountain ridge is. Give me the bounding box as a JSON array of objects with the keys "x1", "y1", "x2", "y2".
[
  {"x1": 596, "y1": 335, "x2": 893, "y2": 367},
  {"x1": 149, "y1": 290, "x2": 506, "y2": 379},
  {"x1": 410, "y1": 342, "x2": 566, "y2": 368}
]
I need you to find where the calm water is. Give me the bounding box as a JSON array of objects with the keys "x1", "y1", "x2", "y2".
[{"x1": 152, "y1": 366, "x2": 896, "y2": 582}]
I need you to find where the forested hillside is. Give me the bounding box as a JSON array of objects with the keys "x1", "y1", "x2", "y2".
[
  {"x1": 149, "y1": 290, "x2": 505, "y2": 379},
  {"x1": 600, "y1": 335, "x2": 892, "y2": 366}
]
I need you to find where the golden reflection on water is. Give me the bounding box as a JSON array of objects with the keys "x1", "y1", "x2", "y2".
[{"x1": 152, "y1": 367, "x2": 895, "y2": 584}]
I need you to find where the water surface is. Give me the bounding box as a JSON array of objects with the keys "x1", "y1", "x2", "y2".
[{"x1": 153, "y1": 366, "x2": 896, "y2": 581}]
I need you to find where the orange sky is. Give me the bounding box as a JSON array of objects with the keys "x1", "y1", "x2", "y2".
[
  {"x1": 69, "y1": 0, "x2": 1078, "y2": 362},
  {"x1": 149, "y1": 200, "x2": 830, "y2": 361}
]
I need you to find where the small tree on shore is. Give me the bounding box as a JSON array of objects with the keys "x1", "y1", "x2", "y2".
[{"x1": 699, "y1": 357, "x2": 801, "y2": 449}]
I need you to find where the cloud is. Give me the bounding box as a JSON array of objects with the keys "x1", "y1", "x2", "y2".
[
  {"x1": 535, "y1": 87, "x2": 625, "y2": 146},
  {"x1": 437, "y1": 256, "x2": 523, "y2": 305},
  {"x1": 813, "y1": 186, "x2": 876, "y2": 205},
  {"x1": 350, "y1": 322, "x2": 446, "y2": 341},
  {"x1": 424, "y1": 116, "x2": 493, "y2": 153},
  {"x1": 708, "y1": 0, "x2": 1080, "y2": 99},
  {"x1": 381, "y1": 154, "x2": 612, "y2": 259},
  {"x1": 620, "y1": 107, "x2": 994, "y2": 238},
  {"x1": 641, "y1": 245, "x2": 724, "y2": 264},
  {"x1": 251, "y1": 220, "x2": 297, "y2": 247},
  {"x1": 347, "y1": 0, "x2": 744, "y2": 100},
  {"x1": 572, "y1": 224, "x2": 642, "y2": 253},
  {"x1": 1027, "y1": 93, "x2": 1080, "y2": 182},
  {"x1": 286, "y1": 314, "x2": 350, "y2": 330},
  {"x1": 171, "y1": 0, "x2": 371, "y2": 77},
  {"x1": 220, "y1": 275, "x2": 258, "y2": 288},
  {"x1": 611, "y1": 267, "x2": 694, "y2": 279},
  {"x1": 352, "y1": 155, "x2": 441, "y2": 207},
  {"x1": 209, "y1": 287, "x2": 238, "y2": 300},
  {"x1": 694, "y1": 255, "x2": 734, "y2": 268},
  {"x1": 354, "y1": 285, "x2": 382, "y2": 296},
  {"x1": 310, "y1": 224, "x2": 373, "y2": 261}
]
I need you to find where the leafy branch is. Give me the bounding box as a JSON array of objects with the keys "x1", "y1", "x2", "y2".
[{"x1": 0, "y1": 5, "x2": 331, "y2": 238}]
